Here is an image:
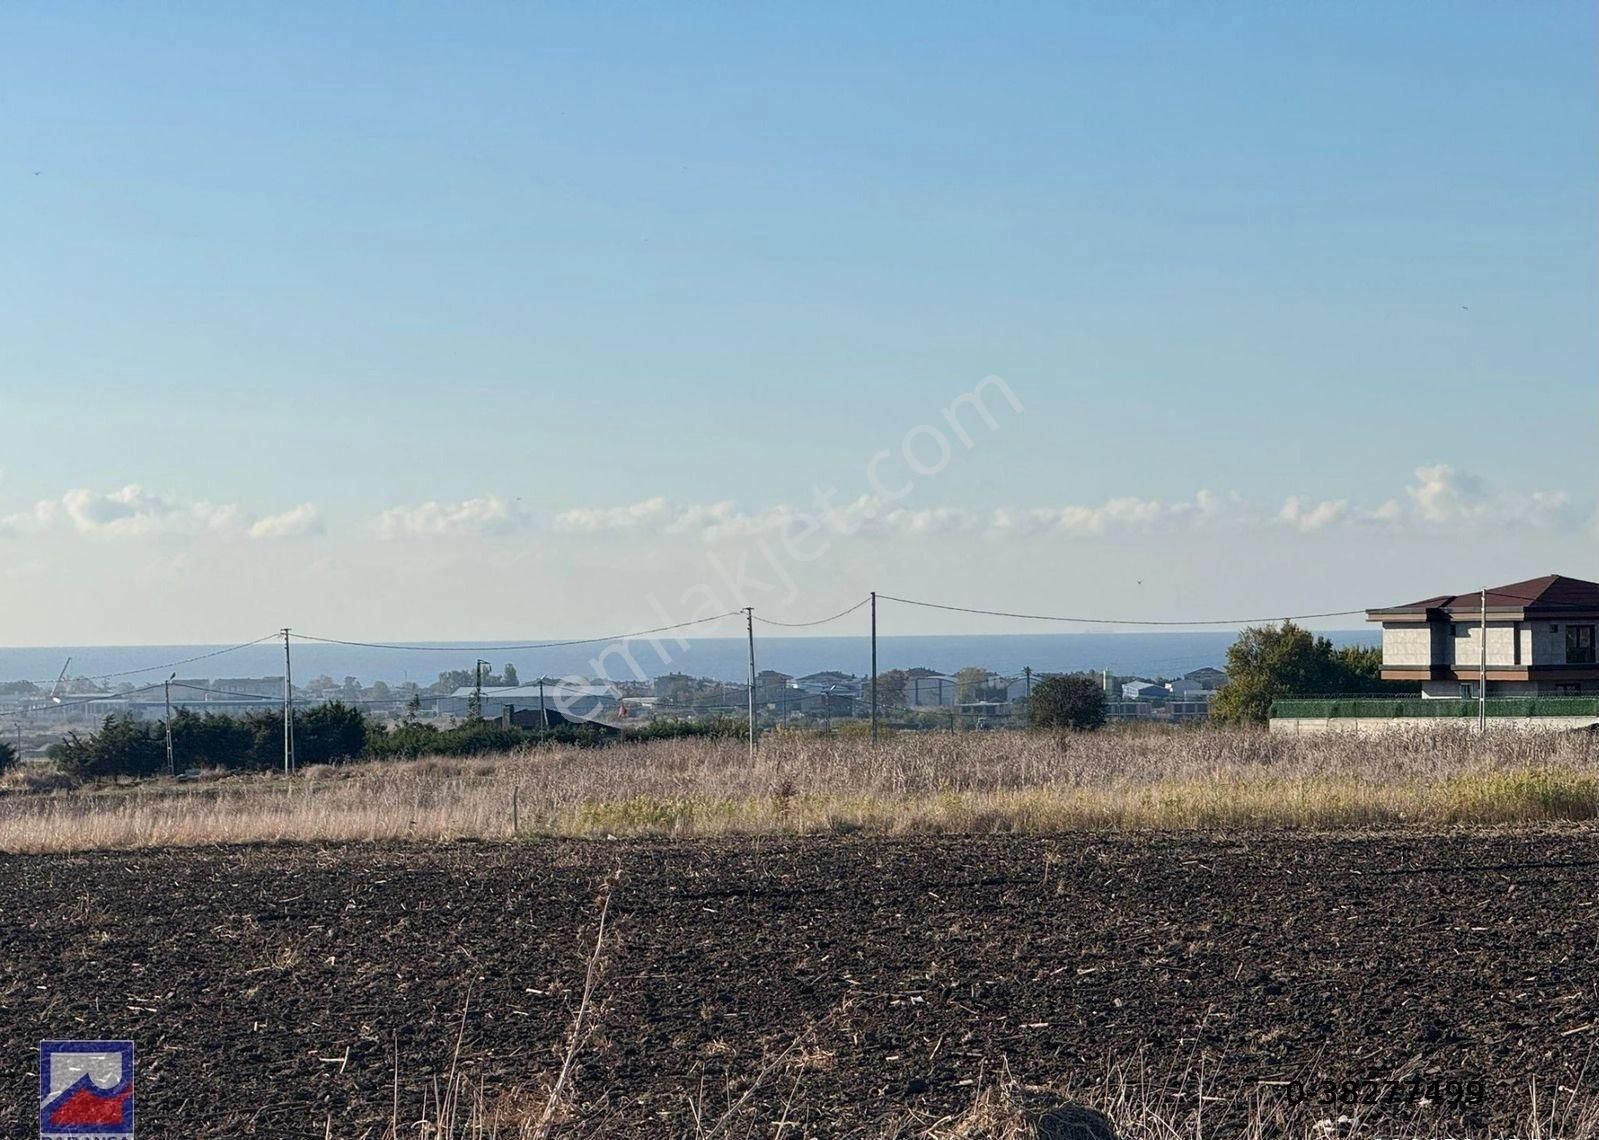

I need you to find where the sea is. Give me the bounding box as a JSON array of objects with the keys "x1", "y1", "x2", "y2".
[{"x1": 0, "y1": 631, "x2": 1379, "y2": 688}]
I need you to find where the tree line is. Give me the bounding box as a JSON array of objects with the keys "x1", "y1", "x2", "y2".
[
  {"x1": 44, "y1": 704, "x2": 746, "y2": 780},
  {"x1": 1006, "y1": 621, "x2": 1399, "y2": 732}
]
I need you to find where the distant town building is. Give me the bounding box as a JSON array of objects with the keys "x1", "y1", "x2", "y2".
[
  {"x1": 446, "y1": 682, "x2": 619, "y2": 720},
  {"x1": 1105, "y1": 700, "x2": 1154, "y2": 721},
  {"x1": 1180, "y1": 666, "x2": 1230, "y2": 691},
  {"x1": 792, "y1": 671, "x2": 863, "y2": 698},
  {"x1": 903, "y1": 674, "x2": 957, "y2": 708}
]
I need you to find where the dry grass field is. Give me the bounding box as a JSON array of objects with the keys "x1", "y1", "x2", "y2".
[{"x1": 2, "y1": 724, "x2": 1598, "y2": 852}]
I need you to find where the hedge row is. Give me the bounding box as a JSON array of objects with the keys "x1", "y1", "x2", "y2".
[
  {"x1": 1270, "y1": 697, "x2": 1599, "y2": 719},
  {"x1": 51, "y1": 706, "x2": 750, "y2": 778}
]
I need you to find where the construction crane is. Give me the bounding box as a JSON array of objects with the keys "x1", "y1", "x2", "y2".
[{"x1": 47, "y1": 657, "x2": 71, "y2": 704}]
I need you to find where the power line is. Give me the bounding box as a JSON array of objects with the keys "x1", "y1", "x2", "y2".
[
  {"x1": 69, "y1": 634, "x2": 283, "y2": 683},
  {"x1": 22, "y1": 682, "x2": 165, "y2": 715},
  {"x1": 753, "y1": 597, "x2": 871, "y2": 629},
  {"x1": 289, "y1": 611, "x2": 746, "y2": 653},
  {"x1": 876, "y1": 593, "x2": 1366, "y2": 628}
]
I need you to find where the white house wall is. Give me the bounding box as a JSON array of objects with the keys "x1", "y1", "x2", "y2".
[
  {"x1": 1381, "y1": 624, "x2": 1438, "y2": 668},
  {"x1": 1447, "y1": 621, "x2": 1519, "y2": 668}
]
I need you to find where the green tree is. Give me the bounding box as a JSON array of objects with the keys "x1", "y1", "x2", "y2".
[
  {"x1": 170, "y1": 709, "x2": 252, "y2": 770},
  {"x1": 1211, "y1": 621, "x2": 1351, "y2": 725},
  {"x1": 954, "y1": 666, "x2": 995, "y2": 703},
  {"x1": 1028, "y1": 674, "x2": 1107, "y2": 731},
  {"x1": 0, "y1": 738, "x2": 17, "y2": 774},
  {"x1": 433, "y1": 670, "x2": 474, "y2": 695},
  {"x1": 501, "y1": 663, "x2": 519, "y2": 687},
  {"x1": 872, "y1": 670, "x2": 908, "y2": 708},
  {"x1": 1330, "y1": 643, "x2": 1405, "y2": 694},
  {"x1": 295, "y1": 701, "x2": 370, "y2": 764},
  {"x1": 57, "y1": 715, "x2": 166, "y2": 780}
]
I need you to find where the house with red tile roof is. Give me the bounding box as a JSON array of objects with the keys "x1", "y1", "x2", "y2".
[{"x1": 1366, "y1": 574, "x2": 1599, "y2": 700}]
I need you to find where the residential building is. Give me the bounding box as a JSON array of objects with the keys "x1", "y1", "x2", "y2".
[
  {"x1": 1367, "y1": 574, "x2": 1599, "y2": 698},
  {"x1": 1121, "y1": 681, "x2": 1166, "y2": 701},
  {"x1": 1181, "y1": 667, "x2": 1230, "y2": 691},
  {"x1": 792, "y1": 671, "x2": 863, "y2": 698},
  {"x1": 1105, "y1": 700, "x2": 1154, "y2": 721},
  {"x1": 212, "y1": 677, "x2": 287, "y2": 699},
  {"x1": 1160, "y1": 699, "x2": 1214, "y2": 723},
  {"x1": 903, "y1": 674, "x2": 957, "y2": 708},
  {"x1": 1169, "y1": 669, "x2": 1228, "y2": 698},
  {"x1": 445, "y1": 682, "x2": 619, "y2": 720}
]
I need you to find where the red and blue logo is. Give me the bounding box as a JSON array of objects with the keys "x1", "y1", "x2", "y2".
[{"x1": 40, "y1": 1041, "x2": 134, "y2": 1138}]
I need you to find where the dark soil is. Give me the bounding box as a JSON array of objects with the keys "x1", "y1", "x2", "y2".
[{"x1": 2, "y1": 829, "x2": 1597, "y2": 1138}]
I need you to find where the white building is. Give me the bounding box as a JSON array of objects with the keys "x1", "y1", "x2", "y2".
[{"x1": 446, "y1": 682, "x2": 619, "y2": 720}]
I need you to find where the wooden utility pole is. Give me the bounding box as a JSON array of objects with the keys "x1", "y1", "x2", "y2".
[
  {"x1": 1478, "y1": 587, "x2": 1488, "y2": 734},
  {"x1": 164, "y1": 672, "x2": 176, "y2": 777},
  {"x1": 870, "y1": 591, "x2": 878, "y2": 744},
  {"x1": 282, "y1": 629, "x2": 295, "y2": 775},
  {"x1": 745, "y1": 607, "x2": 757, "y2": 762}
]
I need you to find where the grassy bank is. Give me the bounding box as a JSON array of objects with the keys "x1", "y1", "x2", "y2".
[{"x1": 2, "y1": 726, "x2": 1598, "y2": 852}]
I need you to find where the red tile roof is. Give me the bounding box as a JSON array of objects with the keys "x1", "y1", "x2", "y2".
[{"x1": 1369, "y1": 574, "x2": 1599, "y2": 618}]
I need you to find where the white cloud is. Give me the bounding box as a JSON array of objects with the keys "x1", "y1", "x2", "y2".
[
  {"x1": 1404, "y1": 463, "x2": 1571, "y2": 528},
  {"x1": 1271, "y1": 465, "x2": 1573, "y2": 534},
  {"x1": 1277, "y1": 496, "x2": 1350, "y2": 533},
  {"x1": 542, "y1": 466, "x2": 1580, "y2": 545},
  {"x1": 553, "y1": 497, "x2": 674, "y2": 535},
  {"x1": 373, "y1": 496, "x2": 528, "y2": 538},
  {"x1": 547, "y1": 490, "x2": 1234, "y2": 542},
  {"x1": 248, "y1": 503, "x2": 322, "y2": 540},
  {"x1": 989, "y1": 491, "x2": 1234, "y2": 538},
  {"x1": 0, "y1": 486, "x2": 319, "y2": 541}
]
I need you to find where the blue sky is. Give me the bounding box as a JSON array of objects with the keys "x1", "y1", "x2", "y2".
[{"x1": 1, "y1": 4, "x2": 1594, "y2": 643}]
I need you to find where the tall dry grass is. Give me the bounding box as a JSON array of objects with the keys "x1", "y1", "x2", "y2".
[{"x1": 3, "y1": 725, "x2": 1599, "y2": 853}]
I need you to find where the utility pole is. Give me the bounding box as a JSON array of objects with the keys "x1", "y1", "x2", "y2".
[
  {"x1": 282, "y1": 629, "x2": 295, "y2": 775},
  {"x1": 164, "y1": 672, "x2": 176, "y2": 778},
  {"x1": 1478, "y1": 586, "x2": 1488, "y2": 735},
  {"x1": 745, "y1": 607, "x2": 757, "y2": 762},
  {"x1": 539, "y1": 677, "x2": 549, "y2": 729},
  {"x1": 1023, "y1": 665, "x2": 1032, "y2": 727},
  {"x1": 870, "y1": 591, "x2": 878, "y2": 744},
  {"x1": 473, "y1": 659, "x2": 488, "y2": 721}
]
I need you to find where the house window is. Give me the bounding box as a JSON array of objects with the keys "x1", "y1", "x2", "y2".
[
  {"x1": 1459, "y1": 683, "x2": 1474, "y2": 699},
  {"x1": 1567, "y1": 625, "x2": 1596, "y2": 665}
]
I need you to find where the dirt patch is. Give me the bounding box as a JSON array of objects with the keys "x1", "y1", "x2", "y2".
[{"x1": 0, "y1": 829, "x2": 1596, "y2": 1137}]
